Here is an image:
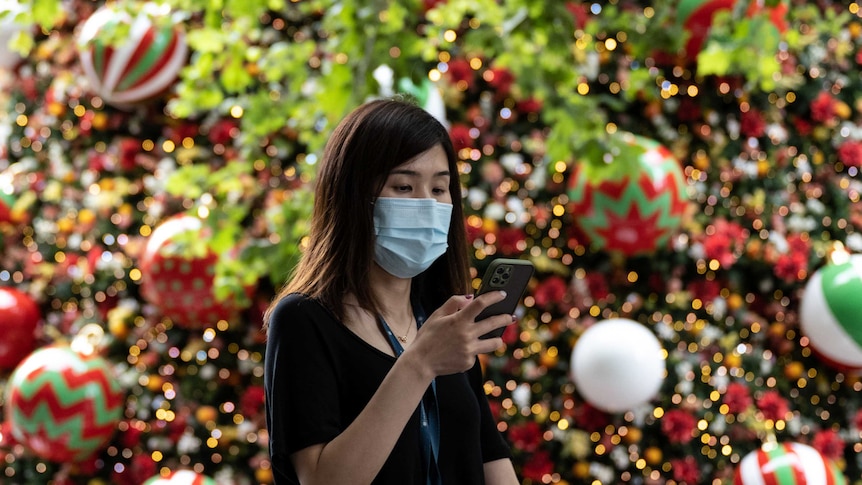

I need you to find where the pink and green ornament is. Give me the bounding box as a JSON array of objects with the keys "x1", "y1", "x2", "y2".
[
  {"x1": 143, "y1": 470, "x2": 217, "y2": 485},
  {"x1": 566, "y1": 132, "x2": 689, "y2": 257},
  {"x1": 734, "y1": 441, "x2": 846, "y2": 485},
  {"x1": 4, "y1": 344, "x2": 126, "y2": 463},
  {"x1": 76, "y1": 2, "x2": 188, "y2": 106},
  {"x1": 799, "y1": 253, "x2": 862, "y2": 371}
]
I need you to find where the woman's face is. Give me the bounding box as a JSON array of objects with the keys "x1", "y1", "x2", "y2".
[{"x1": 377, "y1": 144, "x2": 452, "y2": 204}]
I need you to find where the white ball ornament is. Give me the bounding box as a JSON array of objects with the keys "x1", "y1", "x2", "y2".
[
  {"x1": 799, "y1": 254, "x2": 862, "y2": 371},
  {"x1": 569, "y1": 318, "x2": 665, "y2": 413}
]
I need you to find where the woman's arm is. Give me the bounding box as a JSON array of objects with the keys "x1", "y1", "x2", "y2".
[
  {"x1": 290, "y1": 292, "x2": 513, "y2": 485},
  {"x1": 484, "y1": 458, "x2": 520, "y2": 484}
]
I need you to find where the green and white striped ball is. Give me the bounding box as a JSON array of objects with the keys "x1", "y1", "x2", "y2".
[{"x1": 800, "y1": 254, "x2": 862, "y2": 371}]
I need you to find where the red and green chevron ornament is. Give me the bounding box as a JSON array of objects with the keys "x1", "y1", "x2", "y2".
[
  {"x1": 76, "y1": 2, "x2": 188, "y2": 106},
  {"x1": 4, "y1": 345, "x2": 126, "y2": 463},
  {"x1": 734, "y1": 441, "x2": 846, "y2": 485},
  {"x1": 567, "y1": 133, "x2": 688, "y2": 257},
  {"x1": 143, "y1": 470, "x2": 218, "y2": 485}
]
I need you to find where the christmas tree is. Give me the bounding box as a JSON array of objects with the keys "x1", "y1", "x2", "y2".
[{"x1": 1, "y1": 0, "x2": 861, "y2": 484}]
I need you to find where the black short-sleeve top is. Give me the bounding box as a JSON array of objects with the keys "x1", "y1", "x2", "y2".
[{"x1": 264, "y1": 293, "x2": 512, "y2": 484}]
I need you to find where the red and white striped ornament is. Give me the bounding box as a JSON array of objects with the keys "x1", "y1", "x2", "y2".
[
  {"x1": 142, "y1": 470, "x2": 217, "y2": 485},
  {"x1": 76, "y1": 2, "x2": 187, "y2": 106},
  {"x1": 734, "y1": 441, "x2": 846, "y2": 485}
]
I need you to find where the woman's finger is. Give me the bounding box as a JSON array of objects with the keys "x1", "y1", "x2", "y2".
[{"x1": 472, "y1": 313, "x2": 515, "y2": 340}]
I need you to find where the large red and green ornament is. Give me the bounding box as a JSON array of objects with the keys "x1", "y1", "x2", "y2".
[
  {"x1": 139, "y1": 215, "x2": 251, "y2": 328},
  {"x1": 76, "y1": 2, "x2": 188, "y2": 106},
  {"x1": 734, "y1": 441, "x2": 846, "y2": 485},
  {"x1": 566, "y1": 132, "x2": 688, "y2": 257},
  {"x1": 4, "y1": 338, "x2": 125, "y2": 463},
  {"x1": 799, "y1": 253, "x2": 862, "y2": 371},
  {"x1": 0, "y1": 286, "x2": 41, "y2": 371},
  {"x1": 677, "y1": 0, "x2": 789, "y2": 60},
  {"x1": 143, "y1": 470, "x2": 217, "y2": 485}
]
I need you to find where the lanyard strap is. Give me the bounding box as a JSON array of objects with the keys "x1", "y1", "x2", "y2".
[{"x1": 378, "y1": 304, "x2": 442, "y2": 485}]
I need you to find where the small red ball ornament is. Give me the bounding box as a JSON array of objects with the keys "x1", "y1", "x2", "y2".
[
  {"x1": 0, "y1": 287, "x2": 41, "y2": 371},
  {"x1": 138, "y1": 215, "x2": 251, "y2": 328}
]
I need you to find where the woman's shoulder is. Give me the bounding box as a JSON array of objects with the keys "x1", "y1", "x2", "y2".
[{"x1": 268, "y1": 293, "x2": 334, "y2": 332}]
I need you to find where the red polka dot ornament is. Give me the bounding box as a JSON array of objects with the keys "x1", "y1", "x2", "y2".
[{"x1": 138, "y1": 215, "x2": 252, "y2": 328}]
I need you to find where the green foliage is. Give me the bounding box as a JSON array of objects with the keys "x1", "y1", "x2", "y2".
[
  {"x1": 5, "y1": 1, "x2": 862, "y2": 483},
  {"x1": 696, "y1": 12, "x2": 783, "y2": 91}
]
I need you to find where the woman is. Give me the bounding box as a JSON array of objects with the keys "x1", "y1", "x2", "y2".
[{"x1": 264, "y1": 99, "x2": 520, "y2": 484}]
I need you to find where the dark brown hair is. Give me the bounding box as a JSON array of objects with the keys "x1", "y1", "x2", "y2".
[{"x1": 263, "y1": 98, "x2": 470, "y2": 327}]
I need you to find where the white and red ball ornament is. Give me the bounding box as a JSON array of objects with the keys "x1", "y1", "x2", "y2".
[
  {"x1": 139, "y1": 215, "x2": 252, "y2": 328},
  {"x1": 0, "y1": 286, "x2": 41, "y2": 371},
  {"x1": 142, "y1": 470, "x2": 217, "y2": 485},
  {"x1": 76, "y1": 2, "x2": 187, "y2": 106},
  {"x1": 734, "y1": 441, "x2": 846, "y2": 485},
  {"x1": 4, "y1": 325, "x2": 125, "y2": 463},
  {"x1": 569, "y1": 318, "x2": 666, "y2": 413},
  {"x1": 567, "y1": 132, "x2": 689, "y2": 257},
  {"x1": 799, "y1": 253, "x2": 862, "y2": 372}
]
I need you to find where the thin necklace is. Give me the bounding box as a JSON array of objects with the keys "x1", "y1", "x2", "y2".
[
  {"x1": 393, "y1": 316, "x2": 414, "y2": 343},
  {"x1": 380, "y1": 313, "x2": 414, "y2": 343}
]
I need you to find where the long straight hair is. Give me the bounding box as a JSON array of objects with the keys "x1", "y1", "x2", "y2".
[{"x1": 263, "y1": 98, "x2": 470, "y2": 327}]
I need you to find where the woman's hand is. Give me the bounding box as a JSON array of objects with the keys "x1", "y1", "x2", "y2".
[{"x1": 404, "y1": 291, "x2": 514, "y2": 378}]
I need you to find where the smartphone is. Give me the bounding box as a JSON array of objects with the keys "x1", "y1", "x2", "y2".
[{"x1": 474, "y1": 258, "x2": 534, "y2": 339}]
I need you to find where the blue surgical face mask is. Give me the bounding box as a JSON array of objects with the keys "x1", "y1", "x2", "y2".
[{"x1": 372, "y1": 197, "x2": 453, "y2": 279}]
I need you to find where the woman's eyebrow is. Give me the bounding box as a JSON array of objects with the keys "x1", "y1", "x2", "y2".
[{"x1": 389, "y1": 169, "x2": 450, "y2": 177}]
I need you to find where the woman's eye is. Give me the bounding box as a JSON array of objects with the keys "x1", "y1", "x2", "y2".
[
  {"x1": 396, "y1": 185, "x2": 412, "y2": 192},
  {"x1": 433, "y1": 187, "x2": 447, "y2": 195}
]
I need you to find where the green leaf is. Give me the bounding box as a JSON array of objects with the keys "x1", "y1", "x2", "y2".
[
  {"x1": 696, "y1": 45, "x2": 732, "y2": 76},
  {"x1": 31, "y1": 0, "x2": 63, "y2": 29},
  {"x1": 186, "y1": 27, "x2": 226, "y2": 53},
  {"x1": 220, "y1": 54, "x2": 254, "y2": 92}
]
